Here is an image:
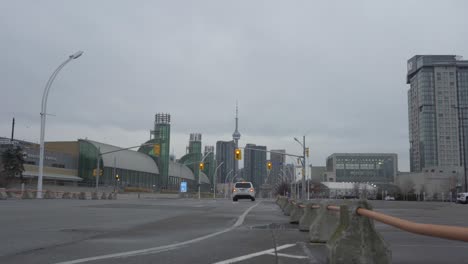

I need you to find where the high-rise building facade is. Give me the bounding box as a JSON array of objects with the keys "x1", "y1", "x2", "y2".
[
  {"x1": 326, "y1": 153, "x2": 397, "y2": 183},
  {"x1": 244, "y1": 144, "x2": 267, "y2": 189},
  {"x1": 139, "y1": 113, "x2": 171, "y2": 188},
  {"x1": 407, "y1": 55, "x2": 468, "y2": 172},
  {"x1": 270, "y1": 149, "x2": 286, "y2": 185},
  {"x1": 203, "y1": 146, "x2": 216, "y2": 184},
  {"x1": 216, "y1": 140, "x2": 235, "y2": 184}
]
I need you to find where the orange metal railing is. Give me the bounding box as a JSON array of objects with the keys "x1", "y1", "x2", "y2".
[{"x1": 357, "y1": 207, "x2": 468, "y2": 242}]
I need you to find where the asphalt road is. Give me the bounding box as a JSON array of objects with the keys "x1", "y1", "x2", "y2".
[{"x1": 0, "y1": 197, "x2": 467, "y2": 264}]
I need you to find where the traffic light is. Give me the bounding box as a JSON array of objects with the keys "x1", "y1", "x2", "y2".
[
  {"x1": 199, "y1": 162, "x2": 204, "y2": 170},
  {"x1": 267, "y1": 161, "x2": 272, "y2": 170},
  {"x1": 115, "y1": 174, "x2": 120, "y2": 181},
  {"x1": 235, "y1": 149, "x2": 242, "y2": 160},
  {"x1": 92, "y1": 169, "x2": 103, "y2": 177},
  {"x1": 305, "y1": 147, "x2": 310, "y2": 157},
  {"x1": 100, "y1": 169, "x2": 103, "y2": 176},
  {"x1": 153, "y1": 144, "x2": 161, "y2": 156}
]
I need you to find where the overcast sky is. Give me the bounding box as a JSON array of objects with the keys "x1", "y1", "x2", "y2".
[{"x1": 1, "y1": 1, "x2": 468, "y2": 171}]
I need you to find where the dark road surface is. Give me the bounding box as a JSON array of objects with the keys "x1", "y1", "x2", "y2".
[{"x1": 1, "y1": 198, "x2": 467, "y2": 263}]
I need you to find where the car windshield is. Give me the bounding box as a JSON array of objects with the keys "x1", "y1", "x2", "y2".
[{"x1": 235, "y1": 183, "x2": 251, "y2": 188}]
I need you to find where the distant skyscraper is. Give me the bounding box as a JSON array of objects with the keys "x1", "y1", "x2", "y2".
[
  {"x1": 407, "y1": 55, "x2": 468, "y2": 172},
  {"x1": 270, "y1": 149, "x2": 286, "y2": 185},
  {"x1": 216, "y1": 140, "x2": 235, "y2": 184},
  {"x1": 244, "y1": 143, "x2": 267, "y2": 190},
  {"x1": 232, "y1": 102, "x2": 241, "y2": 147},
  {"x1": 232, "y1": 103, "x2": 241, "y2": 176}
]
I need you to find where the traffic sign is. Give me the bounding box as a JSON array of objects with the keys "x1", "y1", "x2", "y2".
[{"x1": 180, "y1": 181, "x2": 187, "y2": 193}]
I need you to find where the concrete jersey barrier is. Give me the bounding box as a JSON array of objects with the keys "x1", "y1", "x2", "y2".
[{"x1": 327, "y1": 201, "x2": 391, "y2": 264}]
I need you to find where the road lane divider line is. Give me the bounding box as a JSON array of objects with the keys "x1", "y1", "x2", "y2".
[
  {"x1": 55, "y1": 202, "x2": 261, "y2": 264},
  {"x1": 212, "y1": 244, "x2": 296, "y2": 264},
  {"x1": 266, "y1": 252, "x2": 308, "y2": 259}
]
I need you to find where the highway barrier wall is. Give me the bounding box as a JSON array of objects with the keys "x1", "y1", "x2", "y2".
[
  {"x1": 0, "y1": 189, "x2": 118, "y2": 201},
  {"x1": 275, "y1": 196, "x2": 468, "y2": 264},
  {"x1": 289, "y1": 201, "x2": 304, "y2": 224}
]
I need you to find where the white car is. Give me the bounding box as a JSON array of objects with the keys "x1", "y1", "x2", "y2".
[
  {"x1": 385, "y1": 195, "x2": 395, "y2": 201},
  {"x1": 232, "y1": 182, "x2": 256, "y2": 202},
  {"x1": 456, "y1": 193, "x2": 468, "y2": 204}
]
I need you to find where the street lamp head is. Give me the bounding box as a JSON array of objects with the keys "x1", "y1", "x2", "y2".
[{"x1": 70, "y1": 51, "x2": 84, "y2": 59}]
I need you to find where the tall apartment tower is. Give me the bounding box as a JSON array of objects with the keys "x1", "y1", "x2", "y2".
[
  {"x1": 216, "y1": 140, "x2": 236, "y2": 184},
  {"x1": 407, "y1": 55, "x2": 468, "y2": 172},
  {"x1": 270, "y1": 149, "x2": 286, "y2": 185},
  {"x1": 244, "y1": 143, "x2": 267, "y2": 190}
]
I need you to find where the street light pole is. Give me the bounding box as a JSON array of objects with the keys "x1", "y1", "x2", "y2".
[
  {"x1": 213, "y1": 161, "x2": 224, "y2": 199},
  {"x1": 224, "y1": 169, "x2": 234, "y2": 198},
  {"x1": 37, "y1": 51, "x2": 83, "y2": 199},
  {"x1": 198, "y1": 151, "x2": 213, "y2": 200},
  {"x1": 294, "y1": 136, "x2": 307, "y2": 200}
]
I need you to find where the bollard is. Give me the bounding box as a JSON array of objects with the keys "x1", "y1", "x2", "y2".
[
  {"x1": 79, "y1": 192, "x2": 87, "y2": 200},
  {"x1": 289, "y1": 202, "x2": 305, "y2": 224},
  {"x1": 309, "y1": 201, "x2": 341, "y2": 243},
  {"x1": 283, "y1": 200, "x2": 294, "y2": 216},
  {"x1": 21, "y1": 190, "x2": 32, "y2": 199},
  {"x1": 91, "y1": 192, "x2": 99, "y2": 200},
  {"x1": 62, "y1": 192, "x2": 71, "y2": 199},
  {"x1": 108, "y1": 193, "x2": 113, "y2": 200},
  {"x1": 101, "y1": 192, "x2": 107, "y2": 200},
  {"x1": 299, "y1": 203, "x2": 320, "y2": 231},
  {"x1": 327, "y1": 201, "x2": 391, "y2": 264}
]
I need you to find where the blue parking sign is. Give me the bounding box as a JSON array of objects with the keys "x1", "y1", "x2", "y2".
[{"x1": 180, "y1": 181, "x2": 187, "y2": 193}]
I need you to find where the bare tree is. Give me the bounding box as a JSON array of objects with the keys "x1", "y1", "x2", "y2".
[
  {"x1": 353, "y1": 183, "x2": 360, "y2": 198},
  {"x1": 400, "y1": 179, "x2": 415, "y2": 201}
]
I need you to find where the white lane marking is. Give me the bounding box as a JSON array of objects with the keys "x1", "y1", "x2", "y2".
[
  {"x1": 298, "y1": 242, "x2": 319, "y2": 264},
  {"x1": 55, "y1": 202, "x2": 261, "y2": 264},
  {"x1": 212, "y1": 244, "x2": 296, "y2": 264},
  {"x1": 266, "y1": 252, "x2": 308, "y2": 259}
]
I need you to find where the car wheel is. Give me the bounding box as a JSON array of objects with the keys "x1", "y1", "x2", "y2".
[
  {"x1": 233, "y1": 197, "x2": 238, "y2": 202},
  {"x1": 251, "y1": 197, "x2": 255, "y2": 201}
]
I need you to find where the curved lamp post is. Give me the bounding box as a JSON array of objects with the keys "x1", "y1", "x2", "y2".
[
  {"x1": 213, "y1": 161, "x2": 224, "y2": 199},
  {"x1": 37, "y1": 51, "x2": 83, "y2": 198}
]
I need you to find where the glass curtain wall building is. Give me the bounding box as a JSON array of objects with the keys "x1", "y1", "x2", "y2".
[
  {"x1": 326, "y1": 153, "x2": 397, "y2": 183},
  {"x1": 407, "y1": 55, "x2": 468, "y2": 172}
]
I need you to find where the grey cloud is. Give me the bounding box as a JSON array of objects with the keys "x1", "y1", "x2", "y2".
[{"x1": 2, "y1": 0, "x2": 468, "y2": 171}]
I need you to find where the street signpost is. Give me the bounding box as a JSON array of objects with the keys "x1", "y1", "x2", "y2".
[{"x1": 180, "y1": 181, "x2": 187, "y2": 193}]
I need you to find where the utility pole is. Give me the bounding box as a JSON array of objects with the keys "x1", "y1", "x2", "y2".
[
  {"x1": 11, "y1": 118, "x2": 15, "y2": 141},
  {"x1": 302, "y1": 136, "x2": 306, "y2": 200},
  {"x1": 96, "y1": 147, "x2": 100, "y2": 192}
]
